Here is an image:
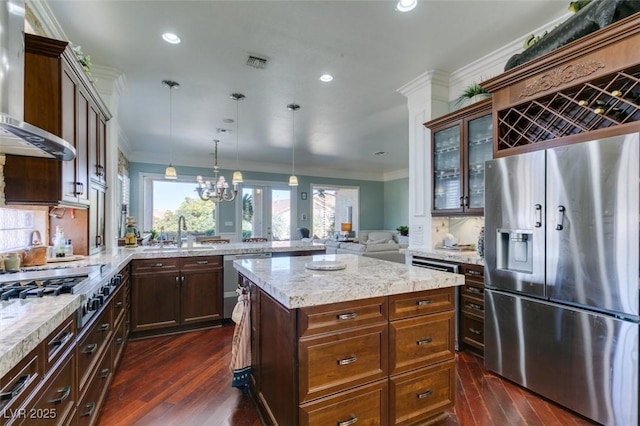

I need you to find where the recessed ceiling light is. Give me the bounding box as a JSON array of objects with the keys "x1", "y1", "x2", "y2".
[
  {"x1": 223, "y1": 118, "x2": 235, "y2": 124},
  {"x1": 374, "y1": 151, "x2": 387, "y2": 156},
  {"x1": 396, "y1": 0, "x2": 417, "y2": 12},
  {"x1": 162, "y1": 32, "x2": 181, "y2": 44},
  {"x1": 319, "y1": 74, "x2": 334, "y2": 82}
]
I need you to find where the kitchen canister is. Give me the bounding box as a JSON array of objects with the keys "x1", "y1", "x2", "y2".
[
  {"x1": 5, "y1": 252, "x2": 21, "y2": 272},
  {"x1": 477, "y1": 227, "x2": 485, "y2": 258}
]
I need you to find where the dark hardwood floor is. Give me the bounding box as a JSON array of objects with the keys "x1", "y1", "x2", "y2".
[{"x1": 99, "y1": 325, "x2": 597, "y2": 426}]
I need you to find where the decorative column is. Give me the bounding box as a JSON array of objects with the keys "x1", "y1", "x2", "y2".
[{"x1": 397, "y1": 70, "x2": 450, "y2": 251}]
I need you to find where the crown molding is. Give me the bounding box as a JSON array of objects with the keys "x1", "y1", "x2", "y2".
[
  {"x1": 397, "y1": 69, "x2": 450, "y2": 98},
  {"x1": 27, "y1": 0, "x2": 68, "y2": 39}
]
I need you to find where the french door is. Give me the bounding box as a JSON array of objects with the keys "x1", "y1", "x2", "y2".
[{"x1": 241, "y1": 184, "x2": 292, "y2": 241}]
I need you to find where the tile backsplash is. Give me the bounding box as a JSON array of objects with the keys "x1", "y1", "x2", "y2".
[
  {"x1": 0, "y1": 207, "x2": 48, "y2": 251},
  {"x1": 432, "y1": 216, "x2": 484, "y2": 248}
]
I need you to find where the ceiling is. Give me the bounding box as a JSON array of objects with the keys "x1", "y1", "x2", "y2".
[{"x1": 43, "y1": 0, "x2": 569, "y2": 181}]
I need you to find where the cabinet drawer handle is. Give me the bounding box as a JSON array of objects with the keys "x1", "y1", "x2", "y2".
[
  {"x1": 337, "y1": 355, "x2": 358, "y2": 366},
  {"x1": 466, "y1": 287, "x2": 483, "y2": 294},
  {"x1": 467, "y1": 270, "x2": 482, "y2": 276},
  {"x1": 154, "y1": 263, "x2": 164, "y2": 267},
  {"x1": 98, "y1": 323, "x2": 110, "y2": 332},
  {"x1": 338, "y1": 415, "x2": 358, "y2": 426},
  {"x1": 80, "y1": 402, "x2": 96, "y2": 417},
  {"x1": 196, "y1": 260, "x2": 209, "y2": 264},
  {"x1": 115, "y1": 301, "x2": 123, "y2": 309},
  {"x1": 116, "y1": 337, "x2": 124, "y2": 345},
  {"x1": 82, "y1": 343, "x2": 98, "y2": 354},
  {"x1": 48, "y1": 386, "x2": 71, "y2": 404},
  {"x1": 0, "y1": 374, "x2": 31, "y2": 401},
  {"x1": 99, "y1": 368, "x2": 111, "y2": 379},
  {"x1": 417, "y1": 389, "x2": 433, "y2": 399},
  {"x1": 466, "y1": 302, "x2": 483, "y2": 311},
  {"x1": 469, "y1": 327, "x2": 482, "y2": 335},
  {"x1": 417, "y1": 299, "x2": 432, "y2": 306},
  {"x1": 337, "y1": 312, "x2": 357, "y2": 320},
  {"x1": 51, "y1": 331, "x2": 73, "y2": 348},
  {"x1": 416, "y1": 337, "x2": 433, "y2": 346}
]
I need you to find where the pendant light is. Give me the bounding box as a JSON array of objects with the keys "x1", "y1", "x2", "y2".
[
  {"x1": 230, "y1": 93, "x2": 245, "y2": 185},
  {"x1": 163, "y1": 80, "x2": 180, "y2": 179},
  {"x1": 287, "y1": 103, "x2": 300, "y2": 186}
]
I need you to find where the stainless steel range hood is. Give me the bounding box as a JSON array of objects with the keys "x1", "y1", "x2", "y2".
[{"x1": 0, "y1": 0, "x2": 75, "y2": 161}]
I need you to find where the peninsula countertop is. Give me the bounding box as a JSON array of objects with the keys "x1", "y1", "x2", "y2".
[
  {"x1": 233, "y1": 253, "x2": 465, "y2": 309},
  {"x1": 0, "y1": 240, "x2": 324, "y2": 378}
]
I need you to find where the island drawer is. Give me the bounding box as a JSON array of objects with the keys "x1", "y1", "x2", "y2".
[
  {"x1": 131, "y1": 258, "x2": 180, "y2": 274},
  {"x1": 389, "y1": 311, "x2": 455, "y2": 375},
  {"x1": 298, "y1": 323, "x2": 388, "y2": 402},
  {"x1": 298, "y1": 297, "x2": 387, "y2": 338},
  {"x1": 389, "y1": 287, "x2": 454, "y2": 320},
  {"x1": 389, "y1": 360, "x2": 455, "y2": 426},
  {"x1": 299, "y1": 379, "x2": 388, "y2": 426},
  {"x1": 461, "y1": 282, "x2": 484, "y2": 299}
]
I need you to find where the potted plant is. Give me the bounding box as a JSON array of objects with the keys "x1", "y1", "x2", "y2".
[
  {"x1": 396, "y1": 226, "x2": 409, "y2": 236},
  {"x1": 454, "y1": 83, "x2": 491, "y2": 108}
]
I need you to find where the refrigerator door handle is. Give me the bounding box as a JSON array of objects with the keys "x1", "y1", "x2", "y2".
[
  {"x1": 535, "y1": 204, "x2": 542, "y2": 227},
  {"x1": 555, "y1": 205, "x2": 566, "y2": 230}
]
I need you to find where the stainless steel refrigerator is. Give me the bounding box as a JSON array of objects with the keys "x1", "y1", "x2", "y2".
[{"x1": 484, "y1": 133, "x2": 639, "y2": 426}]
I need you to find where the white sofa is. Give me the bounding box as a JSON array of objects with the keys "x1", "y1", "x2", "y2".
[{"x1": 323, "y1": 230, "x2": 407, "y2": 263}]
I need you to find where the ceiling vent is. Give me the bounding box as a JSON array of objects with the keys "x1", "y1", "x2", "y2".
[{"x1": 246, "y1": 55, "x2": 268, "y2": 69}]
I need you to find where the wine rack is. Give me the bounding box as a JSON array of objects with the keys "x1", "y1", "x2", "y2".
[{"x1": 497, "y1": 64, "x2": 640, "y2": 152}]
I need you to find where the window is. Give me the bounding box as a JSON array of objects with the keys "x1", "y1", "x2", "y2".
[
  {"x1": 311, "y1": 185, "x2": 358, "y2": 239},
  {"x1": 142, "y1": 175, "x2": 216, "y2": 240}
]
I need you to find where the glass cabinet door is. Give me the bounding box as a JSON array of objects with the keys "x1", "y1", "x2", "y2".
[
  {"x1": 433, "y1": 125, "x2": 461, "y2": 211},
  {"x1": 466, "y1": 114, "x2": 493, "y2": 209}
]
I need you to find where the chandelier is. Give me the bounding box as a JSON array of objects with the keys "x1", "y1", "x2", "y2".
[{"x1": 196, "y1": 139, "x2": 238, "y2": 202}]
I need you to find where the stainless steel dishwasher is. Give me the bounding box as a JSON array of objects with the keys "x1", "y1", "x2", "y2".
[
  {"x1": 410, "y1": 256, "x2": 461, "y2": 350},
  {"x1": 223, "y1": 252, "x2": 272, "y2": 318}
]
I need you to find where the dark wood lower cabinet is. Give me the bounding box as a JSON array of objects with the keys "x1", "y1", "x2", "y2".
[
  {"x1": 246, "y1": 273, "x2": 456, "y2": 426},
  {"x1": 130, "y1": 256, "x2": 223, "y2": 339},
  {"x1": 460, "y1": 264, "x2": 485, "y2": 356}
]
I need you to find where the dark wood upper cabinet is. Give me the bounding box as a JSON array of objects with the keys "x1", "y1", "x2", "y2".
[
  {"x1": 424, "y1": 99, "x2": 492, "y2": 216},
  {"x1": 4, "y1": 33, "x2": 110, "y2": 207}
]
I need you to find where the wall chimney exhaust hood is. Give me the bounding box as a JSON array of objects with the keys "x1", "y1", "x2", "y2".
[{"x1": 0, "y1": 0, "x2": 75, "y2": 161}]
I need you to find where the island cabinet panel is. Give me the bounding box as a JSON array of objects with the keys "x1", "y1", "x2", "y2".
[
  {"x1": 389, "y1": 360, "x2": 455, "y2": 426},
  {"x1": 246, "y1": 274, "x2": 457, "y2": 426},
  {"x1": 299, "y1": 379, "x2": 388, "y2": 426},
  {"x1": 298, "y1": 323, "x2": 388, "y2": 402},
  {"x1": 254, "y1": 287, "x2": 297, "y2": 426}
]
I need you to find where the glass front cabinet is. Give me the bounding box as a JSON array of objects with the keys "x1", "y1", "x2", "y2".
[{"x1": 425, "y1": 99, "x2": 492, "y2": 216}]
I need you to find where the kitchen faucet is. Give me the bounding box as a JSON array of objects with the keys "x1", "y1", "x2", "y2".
[{"x1": 177, "y1": 215, "x2": 188, "y2": 248}]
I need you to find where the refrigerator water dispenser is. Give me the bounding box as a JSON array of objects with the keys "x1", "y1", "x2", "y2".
[{"x1": 496, "y1": 230, "x2": 533, "y2": 273}]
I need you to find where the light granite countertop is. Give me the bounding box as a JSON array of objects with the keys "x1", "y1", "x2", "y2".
[
  {"x1": 0, "y1": 240, "x2": 324, "y2": 378},
  {"x1": 233, "y1": 253, "x2": 465, "y2": 309},
  {"x1": 401, "y1": 248, "x2": 485, "y2": 266}
]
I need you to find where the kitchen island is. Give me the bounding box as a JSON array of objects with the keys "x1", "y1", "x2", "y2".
[{"x1": 234, "y1": 254, "x2": 464, "y2": 426}]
